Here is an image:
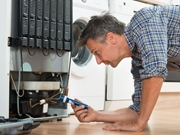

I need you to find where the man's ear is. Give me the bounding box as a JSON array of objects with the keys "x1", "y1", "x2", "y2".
[{"x1": 106, "y1": 32, "x2": 116, "y2": 45}]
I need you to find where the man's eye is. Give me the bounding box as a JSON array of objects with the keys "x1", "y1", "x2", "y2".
[{"x1": 95, "y1": 51, "x2": 100, "y2": 55}]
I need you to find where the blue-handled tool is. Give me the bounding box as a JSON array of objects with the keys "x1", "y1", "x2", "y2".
[{"x1": 59, "y1": 94, "x2": 88, "y2": 109}]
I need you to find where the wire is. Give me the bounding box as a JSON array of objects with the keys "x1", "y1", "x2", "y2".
[
  {"x1": 10, "y1": 74, "x2": 24, "y2": 97},
  {"x1": 25, "y1": 114, "x2": 33, "y2": 119},
  {"x1": 29, "y1": 90, "x2": 61, "y2": 108},
  {"x1": 48, "y1": 99, "x2": 57, "y2": 104},
  {"x1": 29, "y1": 98, "x2": 40, "y2": 108},
  {"x1": 16, "y1": 46, "x2": 24, "y2": 116},
  {"x1": 42, "y1": 48, "x2": 50, "y2": 56},
  {"x1": 27, "y1": 46, "x2": 36, "y2": 56},
  {"x1": 59, "y1": 74, "x2": 63, "y2": 93},
  {"x1": 56, "y1": 49, "x2": 65, "y2": 57},
  {"x1": 49, "y1": 90, "x2": 61, "y2": 98}
]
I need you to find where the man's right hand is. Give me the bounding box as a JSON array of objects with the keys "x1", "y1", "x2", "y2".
[
  {"x1": 71, "y1": 98, "x2": 98, "y2": 122},
  {"x1": 71, "y1": 99, "x2": 139, "y2": 124}
]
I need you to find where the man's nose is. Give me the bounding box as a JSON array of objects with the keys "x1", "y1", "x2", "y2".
[{"x1": 95, "y1": 56, "x2": 102, "y2": 65}]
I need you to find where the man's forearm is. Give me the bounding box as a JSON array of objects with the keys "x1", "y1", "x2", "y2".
[
  {"x1": 137, "y1": 76, "x2": 163, "y2": 129},
  {"x1": 94, "y1": 108, "x2": 138, "y2": 123}
]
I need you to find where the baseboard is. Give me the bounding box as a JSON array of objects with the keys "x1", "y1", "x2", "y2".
[
  {"x1": 104, "y1": 100, "x2": 132, "y2": 111},
  {"x1": 105, "y1": 92, "x2": 180, "y2": 111}
]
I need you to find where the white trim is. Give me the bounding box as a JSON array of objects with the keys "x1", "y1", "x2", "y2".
[{"x1": 161, "y1": 82, "x2": 180, "y2": 92}]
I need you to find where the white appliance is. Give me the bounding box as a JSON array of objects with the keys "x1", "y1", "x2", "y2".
[
  {"x1": 0, "y1": 0, "x2": 11, "y2": 118},
  {"x1": 107, "y1": 0, "x2": 152, "y2": 100},
  {"x1": 68, "y1": 0, "x2": 108, "y2": 113}
]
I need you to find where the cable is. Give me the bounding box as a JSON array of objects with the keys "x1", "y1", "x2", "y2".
[
  {"x1": 49, "y1": 90, "x2": 61, "y2": 99},
  {"x1": 48, "y1": 99, "x2": 57, "y2": 104},
  {"x1": 29, "y1": 98, "x2": 40, "y2": 108},
  {"x1": 59, "y1": 74, "x2": 63, "y2": 94},
  {"x1": 56, "y1": 49, "x2": 65, "y2": 57},
  {"x1": 27, "y1": 46, "x2": 36, "y2": 56},
  {"x1": 29, "y1": 91, "x2": 61, "y2": 108},
  {"x1": 10, "y1": 74, "x2": 24, "y2": 97},
  {"x1": 42, "y1": 47, "x2": 50, "y2": 56},
  {"x1": 16, "y1": 47, "x2": 23, "y2": 116}
]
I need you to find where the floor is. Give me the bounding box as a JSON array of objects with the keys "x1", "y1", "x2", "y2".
[{"x1": 30, "y1": 108, "x2": 180, "y2": 135}]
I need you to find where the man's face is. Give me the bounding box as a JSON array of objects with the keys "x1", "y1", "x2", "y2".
[{"x1": 86, "y1": 38, "x2": 121, "y2": 68}]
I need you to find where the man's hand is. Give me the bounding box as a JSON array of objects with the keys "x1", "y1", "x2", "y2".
[
  {"x1": 71, "y1": 100, "x2": 139, "y2": 124},
  {"x1": 102, "y1": 77, "x2": 163, "y2": 132},
  {"x1": 71, "y1": 99, "x2": 97, "y2": 122},
  {"x1": 102, "y1": 120, "x2": 145, "y2": 132}
]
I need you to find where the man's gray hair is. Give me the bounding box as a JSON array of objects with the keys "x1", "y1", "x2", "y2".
[{"x1": 77, "y1": 13, "x2": 126, "y2": 47}]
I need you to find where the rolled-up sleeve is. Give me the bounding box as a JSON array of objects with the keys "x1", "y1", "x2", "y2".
[
  {"x1": 129, "y1": 8, "x2": 169, "y2": 80},
  {"x1": 137, "y1": 17, "x2": 168, "y2": 80},
  {"x1": 129, "y1": 78, "x2": 142, "y2": 113}
]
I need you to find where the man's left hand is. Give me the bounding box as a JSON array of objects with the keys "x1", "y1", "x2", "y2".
[{"x1": 102, "y1": 121, "x2": 145, "y2": 132}]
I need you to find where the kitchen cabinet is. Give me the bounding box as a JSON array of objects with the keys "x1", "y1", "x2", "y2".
[
  {"x1": 136, "y1": 0, "x2": 180, "y2": 5},
  {"x1": 107, "y1": 0, "x2": 153, "y2": 100}
]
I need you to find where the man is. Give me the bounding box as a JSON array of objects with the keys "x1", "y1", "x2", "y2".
[{"x1": 71, "y1": 5, "x2": 180, "y2": 132}]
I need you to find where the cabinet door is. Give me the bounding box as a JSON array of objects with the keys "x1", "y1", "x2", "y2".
[{"x1": 106, "y1": 58, "x2": 134, "y2": 100}]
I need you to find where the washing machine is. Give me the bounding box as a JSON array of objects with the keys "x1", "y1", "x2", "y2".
[{"x1": 68, "y1": 0, "x2": 108, "y2": 113}]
